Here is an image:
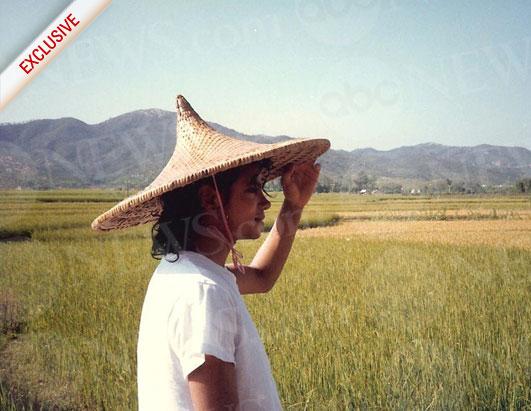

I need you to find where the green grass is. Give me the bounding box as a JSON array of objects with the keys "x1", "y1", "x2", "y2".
[
  {"x1": 245, "y1": 238, "x2": 530, "y2": 409},
  {"x1": 0, "y1": 190, "x2": 530, "y2": 409}
]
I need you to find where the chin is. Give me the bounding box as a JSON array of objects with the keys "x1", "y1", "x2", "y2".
[
  {"x1": 241, "y1": 230, "x2": 262, "y2": 240},
  {"x1": 251, "y1": 230, "x2": 262, "y2": 239},
  {"x1": 240, "y1": 225, "x2": 263, "y2": 240}
]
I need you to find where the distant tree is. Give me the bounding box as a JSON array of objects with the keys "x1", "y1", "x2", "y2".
[
  {"x1": 332, "y1": 177, "x2": 346, "y2": 192},
  {"x1": 427, "y1": 179, "x2": 446, "y2": 194},
  {"x1": 451, "y1": 181, "x2": 466, "y2": 193},
  {"x1": 353, "y1": 171, "x2": 377, "y2": 192},
  {"x1": 463, "y1": 181, "x2": 483, "y2": 194},
  {"x1": 446, "y1": 178, "x2": 452, "y2": 194},
  {"x1": 316, "y1": 182, "x2": 330, "y2": 193},
  {"x1": 264, "y1": 178, "x2": 282, "y2": 192},
  {"x1": 316, "y1": 174, "x2": 333, "y2": 193},
  {"x1": 379, "y1": 182, "x2": 402, "y2": 194},
  {"x1": 515, "y1": 177, "x2": 531, "y2": 193},
  {"x1": 356, "y1": 171, "x2": 369, "y2": 189}
]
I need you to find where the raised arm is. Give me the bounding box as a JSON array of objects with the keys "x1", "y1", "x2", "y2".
[{"x1": 227, "y1": 162, "x2": 321, "y2": 294}]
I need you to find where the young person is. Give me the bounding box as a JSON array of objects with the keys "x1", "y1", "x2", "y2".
[{"x1": 90, "y1": 95, "x2": 330, "y2": 410}]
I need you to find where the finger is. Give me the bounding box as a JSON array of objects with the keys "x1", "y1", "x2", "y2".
[
  {"x1": 299, "y1": 162, "x2": 320, "y2": 175},
  {"x1": 281, "y1": 164, "x2": 294, "y2": 182},
  {"x1": 294, "y1": 170, "x2": 320, "y2": 181},
  {"x1": 293, "y1": 162, "x2": 314, "y2": 174},
  {"x1": 304, "y1": 161, "x2": 320, "y2": 172},
  {"x1": 289, "y1": 162, "x2": 320, "y2": 179},
  {"x1": 282, "y1": 163, "x2": 295, "y2": 174}
]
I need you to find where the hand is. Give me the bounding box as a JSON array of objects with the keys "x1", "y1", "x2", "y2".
[{"x1": 281, "y1": 161, "x2": 321, "y2": 209}]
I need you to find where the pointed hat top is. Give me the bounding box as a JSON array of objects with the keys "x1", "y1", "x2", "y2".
[
  {"x1": 91, "y1": 94, "x2": 330, "y2": 231},
  {"x1": 176, "y1": 94, "x2": 206, "y2": 125}
]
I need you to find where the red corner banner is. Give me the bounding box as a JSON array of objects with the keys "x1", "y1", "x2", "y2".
[{"x1": 0, "y1": 0, "x2": 112, "y2": 110}]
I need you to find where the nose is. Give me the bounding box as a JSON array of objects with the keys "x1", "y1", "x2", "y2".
[{"x1": 260, "y1": 192, "x2": 271, "y2": 210}]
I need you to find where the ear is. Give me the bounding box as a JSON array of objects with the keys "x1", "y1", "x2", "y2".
[{"x1": 197, "y1": 185, "x2": 218, "y2": 210}]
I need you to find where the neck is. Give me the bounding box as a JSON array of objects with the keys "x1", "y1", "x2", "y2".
[{"x1": 190, "y1": 226, "x2": 233, "y2": 268}]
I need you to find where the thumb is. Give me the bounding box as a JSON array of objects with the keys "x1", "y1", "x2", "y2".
[
  {"x1": 281, "y1": 164, "x2": 294, "y2": 184},
  {"x1": 282, "y1": 163, "x2": 294, "y2": 177}
]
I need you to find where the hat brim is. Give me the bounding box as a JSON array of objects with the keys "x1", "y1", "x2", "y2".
[{"x1": 91, "y1": 137, "x2": 329, "y2": 231}]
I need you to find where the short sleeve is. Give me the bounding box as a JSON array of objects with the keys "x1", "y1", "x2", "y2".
[{"x1": 167, "y1": 283, "x2": 238, "y2": 378}]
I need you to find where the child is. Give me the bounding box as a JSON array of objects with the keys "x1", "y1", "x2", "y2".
[{"x1": 91, "y1": 95, "x2": 329, "y2": 410}]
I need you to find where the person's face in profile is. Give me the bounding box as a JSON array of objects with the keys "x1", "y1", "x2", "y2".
[{"x1": 224, "y1": 162, "x2": 272, "y2": 240}]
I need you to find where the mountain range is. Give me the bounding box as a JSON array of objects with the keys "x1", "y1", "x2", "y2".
[{"x1": 0, "y1": 109, "x2": 529, "y2": 189}]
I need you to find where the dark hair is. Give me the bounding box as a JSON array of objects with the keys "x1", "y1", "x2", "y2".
[{"x1": 151, "y1": 159, "x2": 273, "y2": 261}]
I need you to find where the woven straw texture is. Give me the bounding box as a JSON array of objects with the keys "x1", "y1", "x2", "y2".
[{"x1": 91, "y1": 95, "x2": 330, "y2": 231}]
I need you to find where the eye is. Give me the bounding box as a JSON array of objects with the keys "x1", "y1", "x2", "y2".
[
  {"x1": 247, "y1": 183, "x2": 264, "y2": 193},
  {"x1": 256, "y1": 168, "x2": 269, "y2": 185}
]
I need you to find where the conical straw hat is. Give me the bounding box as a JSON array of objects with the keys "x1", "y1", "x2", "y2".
[{"x1": 91, "y1": 95, "x2": 330, "y2": 231}]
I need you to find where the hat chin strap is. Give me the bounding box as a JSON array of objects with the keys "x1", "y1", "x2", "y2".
[{"x1": 210, "y1": 175, "x2": 246, "y2": 275}]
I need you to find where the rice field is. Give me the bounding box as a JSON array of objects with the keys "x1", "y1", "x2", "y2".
[{"x1": 0, "y1": 190, "x2": 530, "y2": 410}]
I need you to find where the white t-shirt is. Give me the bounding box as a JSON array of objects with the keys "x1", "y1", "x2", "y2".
[{"x1": 137, "y1": 250, "x2": 282, "y2": 410}]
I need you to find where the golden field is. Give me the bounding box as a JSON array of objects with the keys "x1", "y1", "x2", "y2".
[{"x1": 0, "y1": 190, "x2": 529, "y2": 410}]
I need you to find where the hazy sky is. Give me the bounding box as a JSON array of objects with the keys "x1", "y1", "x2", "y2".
[{"x1": 1, "y1": 0, "x2": 530, "y2": 150}]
